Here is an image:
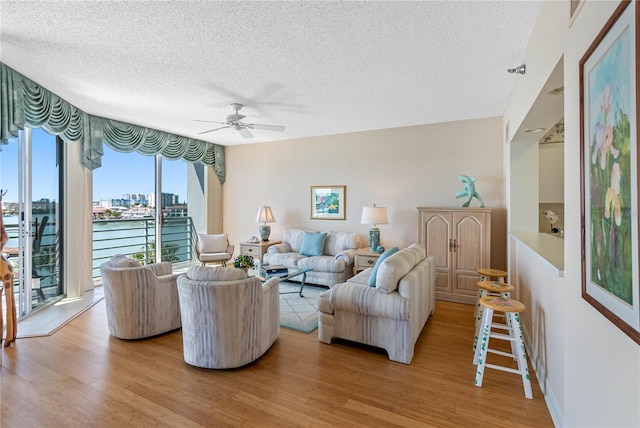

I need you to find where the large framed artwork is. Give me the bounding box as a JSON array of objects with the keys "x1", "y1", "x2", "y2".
[
  {"x1": 580, "y1": 0, "x2": 640, "y2": 344},
  {"x1": 310, "y1": 186, "x2": 346, "y2": 220}
]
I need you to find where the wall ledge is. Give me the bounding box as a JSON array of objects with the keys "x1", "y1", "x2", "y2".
[{"x1": 511, "y1": 231, "x2": 564, "y2": 277}]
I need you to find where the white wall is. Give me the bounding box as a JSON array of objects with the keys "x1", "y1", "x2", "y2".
[
  {"x1": 539, "y1": 143, "x2": 564, "y2": 203},
  {"x1": 505, "y1": 1, "x2": 640, "y2": 426},
  {"x1": 224, "y1": 117, "x2": 508, "y2": 269}
]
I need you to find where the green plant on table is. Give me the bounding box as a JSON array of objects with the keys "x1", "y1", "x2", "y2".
[{"x1": 233, "y1": 254, "x2": 255, "y2": 269}]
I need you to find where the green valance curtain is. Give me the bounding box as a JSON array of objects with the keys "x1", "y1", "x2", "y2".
[{"x1": 0, "y1": 63, "x2": 225, "y2": 183}]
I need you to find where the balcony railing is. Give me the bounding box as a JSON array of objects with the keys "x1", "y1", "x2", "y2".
[
  {"x1": 92, "y1": 217, "x2": 196, "y2": 277},
  {"x1": 1, "y1": 216, "x2": 197, "y2": 282}
]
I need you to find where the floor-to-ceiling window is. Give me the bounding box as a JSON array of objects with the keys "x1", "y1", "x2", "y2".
[
  {"x1": 92, "y1": 146, "x2": 193, "y2": 275},
  {"x1": 0, "y1": 127, "x2": 63, "y2": 317},
  {"x1": 160, "y1": 157, "x2": 191, "y2": 263}
]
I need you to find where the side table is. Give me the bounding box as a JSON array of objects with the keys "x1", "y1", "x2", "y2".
[
  {"x1": 353, "y1": 248, "x2": 382, "y2": 274},
  {"x1": 238, "y1": 240, "x2": 281, "y2": 264}
]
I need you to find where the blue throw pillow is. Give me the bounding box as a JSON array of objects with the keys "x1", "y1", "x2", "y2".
[
  {"x1": 368, "y1": 247, "x2": 399, "y2": 287},
  {"x1": 299, "y1": 231, "x2": 328, "y2": 256}
]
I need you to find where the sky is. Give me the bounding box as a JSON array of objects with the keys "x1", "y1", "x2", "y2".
[{"x1": 0, "y1": 128, "x2": 188, "y2": 204}]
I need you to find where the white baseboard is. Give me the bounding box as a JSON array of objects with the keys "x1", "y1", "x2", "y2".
[{"x1": 522, "y1": 325, "x2": 564, "y2": 427}]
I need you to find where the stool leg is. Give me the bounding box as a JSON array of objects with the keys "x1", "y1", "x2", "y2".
[
  {"x1": 474, "y1": 307, "x2": 493, "y2": 388},
  {"x1": 473, "y1": 289, "x2": 489, "y2": 352},
  {"x1": 510, "y1": 312, "x2": 533, "y2": 399},
  {"x1": 501, "y1": 292, "x2": 517, "y2": 360},
  {"x1": 473, "y1": 306, "x2": 492, "y2": 366},
  {"x1": 474, "y1": 274, "x2": 488, "y2": 319}
]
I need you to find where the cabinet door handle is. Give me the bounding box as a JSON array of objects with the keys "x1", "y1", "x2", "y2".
[
  {"x1": 449, "y1": 239, "x2": 453, "y2": 252},
  {"x1": 453, "y1": 239, "x2": 457, "y2": 252},
  {"x1": 247, "y1": 248, "x2": 254, "y2": 253},
  {"x1": 368, "y1": 259, "x2": 374, "y2": 265}
]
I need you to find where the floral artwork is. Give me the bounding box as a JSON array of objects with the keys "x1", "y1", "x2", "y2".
[
  {"x1": 310, "y1": 186, "x2": 345, "y2": 220},
  {"x1": 580, "y1": 0, "x2": 639, "y2": 344},
  {"x1": 588, "y1": 50, "x2": 632, "y2": 304}
]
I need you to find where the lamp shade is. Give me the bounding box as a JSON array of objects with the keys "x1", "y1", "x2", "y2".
[
  {"x1": 255, "y1": 206, "x2": 275, "y2": 224},
  {"x1": 360, "y1": 206, "x2": 388, "y2": 225}
]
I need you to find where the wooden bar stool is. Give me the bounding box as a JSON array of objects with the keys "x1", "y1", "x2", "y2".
[
  {"x1": 475, "y1": 268, "x2": 508, "y2": 320},
  {"x1": 473, "y1": 280, "x2": 515, "y2": 352},
  {"x1": 473, "y1": 296, "x2": 533, "y2": 399}
]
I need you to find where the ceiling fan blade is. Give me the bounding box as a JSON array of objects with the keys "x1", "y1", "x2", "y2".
[
  {"x1": 237, "y1": 127, "x2": 253, "y2": 139},
  {"x1": 198, "y1": 126, "x2": 230, "y2": 135},
  {"x1": 248, "y1": 124, "x2": 285, "y2": 132},
  {"x1": 193, "y1": 119, "x2": 227, "y2": 124}
]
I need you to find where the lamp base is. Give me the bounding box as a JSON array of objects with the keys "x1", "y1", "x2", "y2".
[
  {"x1": 368, "y1": 226, "x2": 380, "y2": 252},
  {"x1": 259, "y1": 224, "x2": 271, "y2": 242}
]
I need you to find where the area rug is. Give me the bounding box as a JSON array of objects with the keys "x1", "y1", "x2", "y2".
[
  {"x1": 279, "y1": 282, "x2": 326, "y2": 333},
  {"x1": 16, "y1": 287, "x2": 104, "y2": 338}
]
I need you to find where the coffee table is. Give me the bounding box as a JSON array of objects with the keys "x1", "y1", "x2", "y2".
[{"x1": 250, "y1": 267, "x2": 313, "y2": 297}]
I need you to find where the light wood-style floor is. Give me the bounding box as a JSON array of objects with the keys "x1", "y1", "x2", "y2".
[{"x1": 1, "y1": 300, "x2": 553, "y2": 427}]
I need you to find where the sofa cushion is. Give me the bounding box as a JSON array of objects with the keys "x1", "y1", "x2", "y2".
[
  {"x1": 300, "y1": 231, "x2": 328, "y2": 256},
  {"x1": 405, "y1": 243, "x2": 426, "y2": 261},
  {"x1": 109, "y1": 254, "x2": 141, "y2": 268},
  {"x1": 298, "y1": 255, "x2": 345, "y2": 273},
  {"x1": 186, "y1": 266, "x2": 247, "y2": 282},
  {"x1": 282, "y1": 228, "x2": 306, "y2": 253},
  {"x1": 368, "y1": 247, "x2": 399, "y2": 287},
  {"x1": 197, "y1": 233, "x2": 228, "y2": 253},
  {"x1": 264, "y1": 252, "x2": 307, "y2": 269},
  {"x1": 322, "y1": 231, "x2": 359, "y2": 256},
  {"x1": 375, "y1": 247, "x2": 417, "y2": 293},
  {"x1": 347, "y1": 268, "x2": 372, "y2": 286}
]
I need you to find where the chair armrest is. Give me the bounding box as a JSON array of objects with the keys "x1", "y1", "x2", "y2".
[
  {"x1": 147, "y1": 262, "x2": 173, "y2": 277},
  {"x1": 267, "y1": 243, "x2": 291, "y2": 254},
  {"x1": 226, "y1": 244, "x2": 235, "y2": 255},
  {"x1": 335, "y1": 249, "x2": 357, "y2": 264},
  {"x1": 262, "y1": 276, "x2": 280, "y2": 293},
  {"x1": 330, "y1": 283, "x2": 408, "y2": 320}
]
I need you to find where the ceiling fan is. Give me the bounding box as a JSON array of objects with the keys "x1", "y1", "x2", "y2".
[{"x1": 194, "y1": 103, "x2": 285, "y2": 139}]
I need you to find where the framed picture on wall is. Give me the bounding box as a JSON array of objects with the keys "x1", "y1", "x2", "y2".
[
  {"x1": 579, "y1": 0, "x2": 640, "y2": 345},
  {"x1": 310, "y1": 186, "x2": 346, "y2": 220}
]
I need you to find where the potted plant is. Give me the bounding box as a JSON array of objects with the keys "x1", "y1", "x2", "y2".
[{"x1": 233, "y1": 254, "x2": 255, "y2": 271}]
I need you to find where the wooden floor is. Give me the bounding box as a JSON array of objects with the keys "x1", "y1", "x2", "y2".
[{"x1": 1, "y1": 300, "x2": 553, "y2": 427}]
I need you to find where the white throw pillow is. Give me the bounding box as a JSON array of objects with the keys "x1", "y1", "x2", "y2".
[{"x1": 198, "y1": 233, "x2": 228, "y2": 253}]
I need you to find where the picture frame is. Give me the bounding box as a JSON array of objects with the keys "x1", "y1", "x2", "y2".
[
  {"x1": 310, "y1": 186, "x2": 346, "y2": 220},
  {"x1": 580, "y1": 0, "x2": 640, "y2": 344}
]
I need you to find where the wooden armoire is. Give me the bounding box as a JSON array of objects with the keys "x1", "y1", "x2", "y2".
[{"x1": 417, "y1": 207, "x2": 491, "y2": 304}]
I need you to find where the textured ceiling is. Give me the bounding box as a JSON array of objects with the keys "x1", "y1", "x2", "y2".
[{"x1": 0, "y1": 1, "x2": 541, "y2": 146}]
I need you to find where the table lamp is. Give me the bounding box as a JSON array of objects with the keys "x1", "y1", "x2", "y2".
[
  {"x1": 255, "y1": 206, "x2": 275, "y2": 241},
  {"x1": 361, "y1": 204, "x2": 388, "y2": 252}
]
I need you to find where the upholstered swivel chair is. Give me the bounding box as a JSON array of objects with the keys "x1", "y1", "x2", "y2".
[
  {"x1": 100, "y1": 254, "x2": 181, "y2": 339},
  {"x1": 177, "y1": 266, "x2": 280, "y2": 369},
  {"x1": 196, "y1": 233, "x2": 235, "y2": 266}
]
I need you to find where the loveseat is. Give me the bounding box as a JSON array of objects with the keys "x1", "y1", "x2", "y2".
[
  {"x1": 317, "y1": 243, "x2": 435, "y2": 364},
  {"x1": 263, "y1": 228, "x2": 360, "y2": 288}
]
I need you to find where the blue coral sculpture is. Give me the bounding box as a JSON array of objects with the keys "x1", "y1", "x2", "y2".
[{"x1": 455, "y1": 175, "x2": 485, "y2": 207}]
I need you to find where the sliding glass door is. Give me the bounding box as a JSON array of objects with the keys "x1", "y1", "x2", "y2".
[
  {"x1": 93, "y1": 147, "x2": 193, "y2": 274},
  {"x1": 0, "y1": 128, "x2": 63, "y2": 316}
]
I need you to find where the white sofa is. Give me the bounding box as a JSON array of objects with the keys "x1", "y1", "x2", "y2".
[
  {"x1": 263, "y1": 228, "x2": 360, "y2": 288},
  {"x1": 317, "y1": 244, "x2": 435, "y2": 364}
]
